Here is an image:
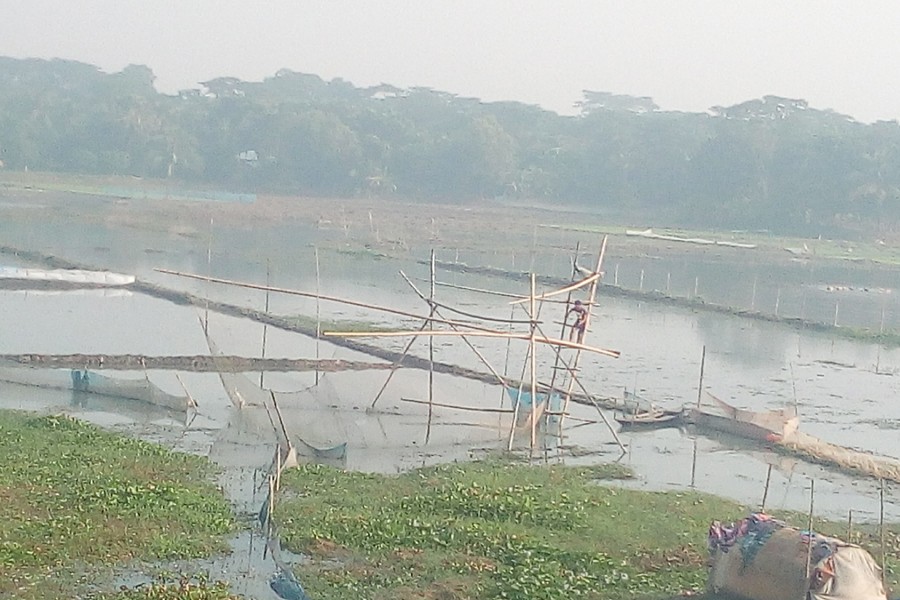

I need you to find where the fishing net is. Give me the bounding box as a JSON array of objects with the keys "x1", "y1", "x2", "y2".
[
  {"x1": 0, "y1": 361, "x2": 191, "y2": 411},
  {"x1": 204, "y1": 328, "x2": 351, "y2": 459}
]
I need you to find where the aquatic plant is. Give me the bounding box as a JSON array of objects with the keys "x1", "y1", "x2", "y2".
[
  {"x1": 0, "y1": 411, "x2": 234, "y2": 599},
  {"x1": 274, "y1": 461, "x2": 750, "y2": 599}
]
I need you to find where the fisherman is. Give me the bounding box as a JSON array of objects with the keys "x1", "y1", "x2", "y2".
[{"x1": 566, "y1": 299, "x2": 589, "y2": 343}]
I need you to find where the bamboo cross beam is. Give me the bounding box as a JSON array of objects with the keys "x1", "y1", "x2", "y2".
[
  {"x1": 432, "y1": 279, "x2": 527, "y2": 299},
  {"x1": 323, "y1": 329, "x2": 621, "y2": 358},
  {"x1": 508, "y1": 272, "x2": 601, "y2": 305}
]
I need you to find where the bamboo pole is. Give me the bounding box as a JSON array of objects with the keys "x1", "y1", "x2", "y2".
[
  {"x1": 847, "y1": 509, "x2": 853, "y2": 541},
  {"x1": 315, "y1": 247, "x2": 321, "y2": 387},
  {"x1": 324, "y1": 329, "x2": 620, "y2": 357},
  {"x1": 529, "y1": 272, "x2": 539, "y2": 451},
  {"x1": 401, "y1": 397, "x2": 515, "y2": 413},
  {"x1": 696, "y1": 345, "x2": 707, "y2": 408},
  {"x1": 204, "y1": 217, "x2": 213, "y2": 333},
  {"x1": 805, "y1": 480, "x2": 815, "y2": 587},
  {"x1": 690, "y1": 437, "x2": 698, "y2": 488},
  {"x1": 269, "y1": 390, "x2": 292, "y2": 455},
  {"x1": 507, "y1": 342, "x2": 532, "y2": 451},
  {"x1": 501, "y1": 303, "x2": 515, "y2": 434},
  {"x1": 173, "y1": 373, "x2": 198, "y2": 409},
  {"x1": 155, "y1": 268, "x2": 514, "y2": 332},
  {"x1": 370, "y1": 320, "x2": 430, "y2": 408},
  {"x1": 426, "y1": 250, "x2": 436, "y2": 444},
  {"x1": 761, "y1": 464, "x2": 772, "y2": 511},
  {"x1": 433, "y1": 279, "x2": 531, "y2": 299},
  {"x1": 880, "y1": 478, "x2": 886, "y2": 588},
  {"x1": 260, "y1": 259, "x2": 270, "y2": 389}
]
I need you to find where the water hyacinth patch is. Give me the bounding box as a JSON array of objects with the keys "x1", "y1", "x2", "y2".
[{"x1": 0, "y1": 411, "x2": 234, "y2": 599}]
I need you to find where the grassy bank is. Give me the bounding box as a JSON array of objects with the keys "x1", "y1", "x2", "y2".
[
  {"x1": 273, "y1": 461, "x2": 899, "y2": 600},
  {"x1": 0, "y1": 410, "x2": 237, "y2": 599}
]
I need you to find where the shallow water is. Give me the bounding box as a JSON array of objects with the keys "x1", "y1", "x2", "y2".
[{"x1": 2, "y1": 197, "x2": 899, "y2": 596}]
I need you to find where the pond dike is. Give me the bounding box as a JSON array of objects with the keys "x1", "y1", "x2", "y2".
[{"x1": 427, "y1": 259, "x2": 880, "y2": 338}]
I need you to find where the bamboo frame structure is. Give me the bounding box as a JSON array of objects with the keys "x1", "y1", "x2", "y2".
[{"x1": 160, "y1": 238, "x2": 627, "y2": 457}]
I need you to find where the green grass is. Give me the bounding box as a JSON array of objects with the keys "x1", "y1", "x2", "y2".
[
  {"x1": 273, "y1": 460, "x2": 900, "y2": 600},
  {"x1": 274, "y1": 461, "x2": 742, "y2": 599},
  {"x1": 0, "y1": 411, "x2": 236, "y2": 599}
]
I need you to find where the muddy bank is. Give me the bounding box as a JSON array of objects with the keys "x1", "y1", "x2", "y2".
[{"x1": 0, "y1": 353, "x2": 393, "y2": 372}]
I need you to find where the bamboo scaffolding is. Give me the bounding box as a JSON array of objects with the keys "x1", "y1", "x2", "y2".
[
  {"x1": 543, "y1": 242, "x2": 580, "y2": 410},
  {"x1": 559, "y1": 235, "x2": 607, "y2": 433},
  {"x1": 513, "y1": 296, "x2": 625, "y2": 452}
]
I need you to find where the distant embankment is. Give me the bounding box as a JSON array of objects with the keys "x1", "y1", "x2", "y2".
[{"x1": 425, "y1": 259, "x2": 868, "y2": 340}]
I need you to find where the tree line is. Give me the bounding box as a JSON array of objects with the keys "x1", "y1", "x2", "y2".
[{"x1": 1, "y1": 57, "x2": 899, "y2": 237}]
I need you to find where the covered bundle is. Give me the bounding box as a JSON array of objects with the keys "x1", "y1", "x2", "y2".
[{"x1": 708, "y1": 513, "x2": 887, "y2": 600}]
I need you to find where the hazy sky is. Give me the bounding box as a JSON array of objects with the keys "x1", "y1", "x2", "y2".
[{"x1": 2, "y1": 0, "x2": 899, "y2": 122}]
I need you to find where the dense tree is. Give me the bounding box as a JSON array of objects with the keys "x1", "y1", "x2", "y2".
[{"x1": 3, "y1": 56, "x2": 900, "y2": 237}]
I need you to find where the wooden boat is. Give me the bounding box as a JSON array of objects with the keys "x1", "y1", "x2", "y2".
[
  {"x1": 615, "y1": 409, "x2": 683, "y2": 428},
  {"x1": 684, "y1": 393, "x2": 798, "y2": 443}
]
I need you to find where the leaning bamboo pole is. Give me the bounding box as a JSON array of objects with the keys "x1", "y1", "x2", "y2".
[
  {"x1": 154, "y1": 268, "x2": 521, "y2": 332},
  {"x1": 324, "y1": 329, "x2": 620, "y2": 358},
  {"x1": 432, "y1": 279, "x2": 529, "y2": 299},
  {"x1": 259, "y1": 259, "x2": 271, "y2": 389},
  {"x1": 507, "y1": 342, "x2": 531, "y2": 451},
  {"x1": 315, "y1": 247, "x2": 321, "y2": 386},
  {"x1": 508, "y1": 272, "x2": 600, "y2": 305},
  {"x1": 401, "y1": 397, "x2": 515, "y2": 414},
  {"x1": 369, "y1": 320, "x2": 430, "y2": 409},
  {"x1": 399, "y1": 271, "x2": 508, "y2": 388}
]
